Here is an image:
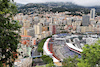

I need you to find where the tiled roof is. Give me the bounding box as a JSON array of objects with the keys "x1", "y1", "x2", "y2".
[{"x1": 21, "y1": 35, "x2": 32, "y2": 37}]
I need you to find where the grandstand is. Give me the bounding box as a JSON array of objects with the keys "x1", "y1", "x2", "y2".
[
  {"x1": 60, "y1": 46, "x2": 81, "y2": 58},
  {"x1": 43, "y1": 34, "x2": 100, "y2": 63}
]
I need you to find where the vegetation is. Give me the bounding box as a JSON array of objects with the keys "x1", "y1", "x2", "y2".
[
  {"x1": 35, "y1": 63, "x2": 55, "y2": 67},
  {"x1": 18, "y1": 2, "x2": 100, "y2": 15},
  {"x1": 97, "y1": 12, "x2": 100, "y2": 16},
  {"x1": 46, "y1": 63, "x2": 55, "y2": 67},
  {"x1": 0, "y1": 0, "x2": 21, "y2": 67},
  {"x1": 37, "y1": 38, "x2": 46, "y2": 53},
  {"x1": 63, "y1": 40, "x2": 100, "y2": 67},
  {"x1": 41, "y1": 55, "x2": 53, "y2": 64},
  {"x1": 63, "y1": 55, "x2": 79, "y2": 67},
  {"x1": 32, "y1": 61, "x2": 34, "y2": 66},
  {"x1": 37, "y1": 36, "x2": 52, "y2": 53},
  {"x1": 35, "y1": 65, "x2": 44, "y2": 67},
  {"x1": 78, "y1": 36, "x2": 83, "y2": 40},
  {"x1": 19, "y1": 4, "x2": 47, "y2": 9},
  {"x1": 77, "y1": 41, "x2": 100, "y2": 67},
  {"x1": 66, "y1": 13, "x2": 82, "y2": 16},
  {"x1": 50, "y1": 7, "x2": 67, "y2": 13}
]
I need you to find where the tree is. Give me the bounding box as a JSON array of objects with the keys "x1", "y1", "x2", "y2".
[
  {"x1": 77, "y1": 41, "x2": 100, "y2": 67},
  {"x1": 46, "y1": 63, "x2": 55, "y2": 67},
  {"x1": 62, "y1": 55, "x2": 79, "y2": 67},
  {"x1": 0, "y1": 0, "x2": 21, "y2": 67},
  {"x1": 37, "y1": 36, "x2": 52, "y2": 53},
  {"x1": 37, "y1": 47, "x2": 43, "y2": 53},
  {"x1": 41, "y1": 55, "x2": 53, "y2": 64}
]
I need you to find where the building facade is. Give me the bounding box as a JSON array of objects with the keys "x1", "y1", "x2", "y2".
[
  {"x1": 90, "y1": 8, "x2": 95, "y2": 20},
  {"x1": 82, "y1": 15, "x2": 90, "y2": 26}
]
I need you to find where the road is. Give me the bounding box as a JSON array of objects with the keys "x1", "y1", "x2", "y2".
[
  {"x1": 32, "y1": 46, "x2": 45, "y2": 66},
  {"x1": 32, "y1": 46, "x2": 40, "y2": 57}
]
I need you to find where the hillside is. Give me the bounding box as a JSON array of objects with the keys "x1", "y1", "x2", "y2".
[
  {"x1": 18, "y1": 2, "x2": 100, "y2": 16},
  {"x1": 16, "y1": 3, "x2": 25, "y2": 7}
]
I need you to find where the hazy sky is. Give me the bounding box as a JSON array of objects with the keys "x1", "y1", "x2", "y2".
[{"x1": 14, "y1": 0, "x2": 100, "y2": 6}]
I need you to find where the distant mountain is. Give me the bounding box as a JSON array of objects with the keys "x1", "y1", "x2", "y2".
[
  {"x1": 16, "y1": 3, "x2": 25, "y2": 7},
  {"x1": 18, "y1": 2, "x2": 84, "y2": 10},
  {"x1": 18, "y1": 2, "x2": 100, "y2": 9},
  {"x1": 18, "y1": 2, "x2": 100, "y2": 15}
]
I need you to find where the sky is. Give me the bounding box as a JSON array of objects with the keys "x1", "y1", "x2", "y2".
[{"x1": 14, "y1": 0, "x2": 100, "y2": 6}]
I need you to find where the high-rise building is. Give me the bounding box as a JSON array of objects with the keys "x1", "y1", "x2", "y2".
[
  {"x1": 52, "y1": 25, "x2": 56, "y2": 34},
  {"x1": 49, "y1": 23, "x2": 53, "y2": 34},
  {"x1": 82, "y1": 15, "x2": 90, "y2": 26},
  {"x1": 49, "y1": 23, "x2": 56, "y2": 34},
  {"x1": 34, "y1": 23, "x2": 42, "y2": 35},
  {"x1": 90, "y1": 8, "x2": 95, "y2": 20}
]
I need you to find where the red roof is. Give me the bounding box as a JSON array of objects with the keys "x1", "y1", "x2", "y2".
[
  {"x1": 21, "y1": 40, "x2": 30, "y2": 45},
  {"x1": 21, "y1": 35, "x2": 32, "y2": 37}
]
